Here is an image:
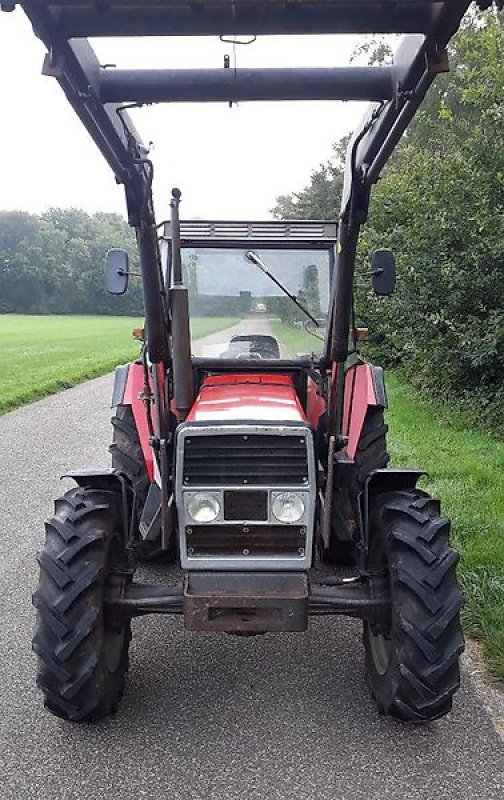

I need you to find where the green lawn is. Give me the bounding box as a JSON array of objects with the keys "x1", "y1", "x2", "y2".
[{"x1": 0, "y1": 314, "x2": 237, "y2": 413}]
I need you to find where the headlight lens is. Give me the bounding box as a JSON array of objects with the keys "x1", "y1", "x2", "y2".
[
  {"x1": 186, "y1": 493, "x2": 220, "y2": 523},
  {"x1": 272, "y1": 492, "x2": 305, "y2": 523}
]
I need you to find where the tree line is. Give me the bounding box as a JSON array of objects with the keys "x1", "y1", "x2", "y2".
[
  {"x1": 273, "y1": 12, "x2": 503, "y2": 434},
  {"x1": 0, "y1": 208, "x2": 143, "y2": 316}
]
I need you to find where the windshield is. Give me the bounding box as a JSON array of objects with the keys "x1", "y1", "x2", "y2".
[{"x1": 181, "y1": 247, "x2": 330, "y2": 360}]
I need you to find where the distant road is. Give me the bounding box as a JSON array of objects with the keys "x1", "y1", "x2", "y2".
[{"x1": 0, "y1": 374, "x2": 502, "y2": 800}]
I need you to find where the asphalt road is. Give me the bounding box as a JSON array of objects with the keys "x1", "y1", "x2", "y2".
[{"x1": 0, "y1": 373, "x2": 503, "y2": 800}]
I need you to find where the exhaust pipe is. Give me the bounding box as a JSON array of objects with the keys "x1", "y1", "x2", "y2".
[{"x1": 169, "y1": 188, "x2": 193, "y2": 418}]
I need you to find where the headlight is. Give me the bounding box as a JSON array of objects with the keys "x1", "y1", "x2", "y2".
[
  {"x1": 272, "y1": 492, "x2": 305, "y2": 524},
  {"x1": 186, "y1": 492, "x2": 220, "y2": 523}
]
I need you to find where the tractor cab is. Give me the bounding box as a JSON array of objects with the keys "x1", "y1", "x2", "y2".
[{"x1": 164, "y1": 219, "x2": 336, "y2": 362}]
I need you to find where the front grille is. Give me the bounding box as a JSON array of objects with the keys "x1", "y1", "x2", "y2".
[
  {"x1": 186, "y1": 525, "x2": 305, "y2": 557},
  {"x1": 183, "y1": 433, "x2": 308, "y2": 486}
]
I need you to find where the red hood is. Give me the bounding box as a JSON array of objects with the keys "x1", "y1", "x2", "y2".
[{"x1": 186, "y1": 374, "x2": 306, "y2": 423}]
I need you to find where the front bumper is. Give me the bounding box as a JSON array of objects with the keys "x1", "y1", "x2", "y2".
[
  {"x1": 105, "y1": 572, "x2": 390, "y2": 633},
  {"x1": 184, "y1": 571, "x2": 309, "y2": 632}
]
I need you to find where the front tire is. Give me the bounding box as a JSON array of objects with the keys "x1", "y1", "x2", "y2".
[
  {"x1": 32, "y1": 486, "x2": 132, "y2": 721},
  {"x1": 364, "y1": 489, "x2": 464, "y2": 722}
]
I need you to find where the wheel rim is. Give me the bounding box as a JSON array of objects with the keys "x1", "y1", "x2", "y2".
[
  {"x1": 368, "y1": 628, "x2": 392, "y2": 675},
  {"x1": 103, "y1": 537, "x2": 129, "y2": 673},
  {"x1": 104, "y1": 628, "x2": 126, "y2": 672},
  {"x1": 367, "y1": 533, "x2": 392, "y2": 676}
]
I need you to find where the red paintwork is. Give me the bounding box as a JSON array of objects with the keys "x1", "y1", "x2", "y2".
[
  {"x1": 123, "y1": 362, "x2": 155, "y2": 481},
  {"x1": 187, "y1": 374, "x2": 307, "y2": 423},
  {"x1": 342, "y1": 363, "x2": 378, "y2": 458},
  {"x1": 122, "y1": 358, "x2": 379, "y2": 481},
  {"x1": 306, "y1": 375, "x2": 326, "y2": 429}
]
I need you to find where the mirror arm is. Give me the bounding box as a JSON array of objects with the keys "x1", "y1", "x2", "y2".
[
  {"x1": 117, "y1": 268, "x2": 142, "y2": 277},
  {"x1": 358, "y1": 268, "x2": 383, "y2": 278}
]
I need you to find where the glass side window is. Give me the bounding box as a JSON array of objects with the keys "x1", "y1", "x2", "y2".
[{"x1": 181, "y1": 247, "x2": 330, "y2": 360}]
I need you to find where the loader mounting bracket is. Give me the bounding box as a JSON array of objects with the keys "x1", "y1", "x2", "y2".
[{"x1": 358, "y1": 468, "x2": 427, "y2": 569}]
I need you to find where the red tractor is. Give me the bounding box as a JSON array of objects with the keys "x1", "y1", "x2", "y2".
[{"x1": 14, "y1": 0, "x2": 490, "y2": 723}]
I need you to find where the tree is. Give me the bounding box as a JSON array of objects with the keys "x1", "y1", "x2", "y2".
[
  {"x1": 272, "y1": 140, "x2": 347, "y2": 220},
  {"x1": 0, "y1": 208, "x2": 142, "y2": 316}
]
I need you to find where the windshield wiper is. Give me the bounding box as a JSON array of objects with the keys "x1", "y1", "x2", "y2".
[{"x1": 245, "y1": 251, "x2": 319, "y2": 327}]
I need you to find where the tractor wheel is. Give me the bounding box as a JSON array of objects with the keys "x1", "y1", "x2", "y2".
[
  {"x1": 109, "y1": 405, "x2": 175, "y2": 562},
  {"x1": 325, "y1": 407, "x2": 389, "y2": 565},
  {"x1": 32, "y1": 486, "x2": 132, "y2": 722},
  {"x1": 364, "y1": 489, "x2": 464, "y2": 723}
]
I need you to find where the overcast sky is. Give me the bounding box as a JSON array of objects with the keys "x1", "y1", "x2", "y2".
[{"x1": 0, "y1": 10, "x2": 371, "y2": 221}]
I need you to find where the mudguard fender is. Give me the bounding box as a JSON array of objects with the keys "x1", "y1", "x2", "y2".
[
  {"x1": 358, "y1": 468, "x2": 427, "y2": 568},
  {"x1": 111, "y1": 364, "x2": 130, "y2": 407},
  {"x1": 62, "y1": 469, "x2": 134, "y2": 545},
  {"x1": 343, "y1": 363, "x2": 387, "y2": 458},
  {"x1": 112, "y1": 362, "x2": 155, "y2": 483}
]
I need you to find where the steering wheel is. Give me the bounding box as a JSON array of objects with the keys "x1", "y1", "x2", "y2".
[{"x1": 236, "y1": 351, "x2": 263, "y2": 360}]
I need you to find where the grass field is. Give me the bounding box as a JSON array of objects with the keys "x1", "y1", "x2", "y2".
[{"x1": 0, "y1": 314, "x2": 238, "y2": 414}]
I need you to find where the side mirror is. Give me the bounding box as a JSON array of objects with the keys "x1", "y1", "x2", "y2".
[
  {"x1": 371, "y1": 250, "x2": 395, "y2": 296},
  {"x1": 105, "y1": 249, "x2": 129, "y2": 295}
]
